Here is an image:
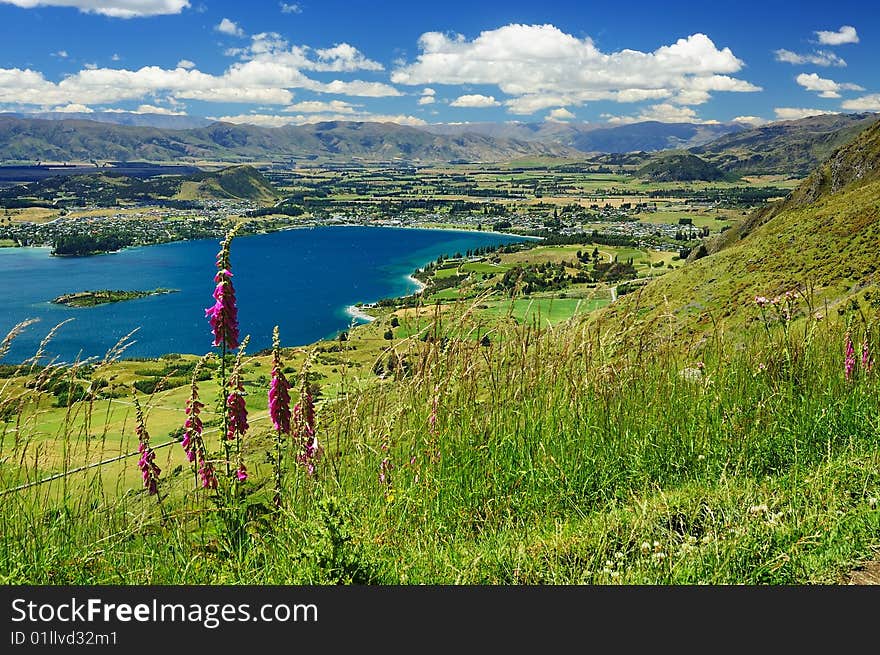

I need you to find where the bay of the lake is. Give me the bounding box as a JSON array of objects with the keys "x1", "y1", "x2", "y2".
[{"x1": 0, "y1": 226, "x2": 530, "y2": 363}]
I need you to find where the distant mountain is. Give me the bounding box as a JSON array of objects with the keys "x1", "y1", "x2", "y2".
[
  {"x1": 1, "y1": 164, "x2": 278, "y2": 204},
  {"x1": 636, "y1": 152, "x2": 729, "y2": 182},
  {"x1": 0, "y1": 117, "x2": 578, "y2": 164},
  {"x1": 692, "y1": 112, "x2": 880, "y2": 176},
  {"x1": 5, "y1": 114, "x2": 877, "y2": 168},
  {"x1": 0, "y1": 111, "x2": 213, "y2": 130},
  {"x1": 424, "y1": 120, "x2": 744, "y2": 153}
]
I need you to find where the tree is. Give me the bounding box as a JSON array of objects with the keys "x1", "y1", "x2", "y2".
[
  {"x1": 390, "y1": 316, "x2": 400, "y2": 328},
  {"x1": 383, "y1": 329, "x2": 393, "y2": 340}
]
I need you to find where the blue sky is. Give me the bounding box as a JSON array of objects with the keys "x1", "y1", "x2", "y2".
[{"x1": 1, "y1": 0, "x2": 878, "y2": 127}]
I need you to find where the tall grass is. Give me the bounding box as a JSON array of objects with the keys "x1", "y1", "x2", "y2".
[{"x1": 0, "y1": 291, "x2": 878, "y2": 584}]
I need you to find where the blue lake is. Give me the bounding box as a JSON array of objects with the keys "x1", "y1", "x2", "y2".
[{"x1": 0, "y1": 226, "x2": 530, "y2": 363}]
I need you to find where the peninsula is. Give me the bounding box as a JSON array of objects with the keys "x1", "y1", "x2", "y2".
[{"x1": 51, "y1": 288, "x2": 178, "y2": 307}]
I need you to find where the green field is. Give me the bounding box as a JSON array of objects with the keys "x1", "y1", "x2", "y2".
[{"x1": 480, "y1": 296, "x2": 609, "y2": 324}]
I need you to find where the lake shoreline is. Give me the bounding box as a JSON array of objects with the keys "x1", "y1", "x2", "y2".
[{"x1": 0, "y1": 226, "x2": 531, "y2": 363}]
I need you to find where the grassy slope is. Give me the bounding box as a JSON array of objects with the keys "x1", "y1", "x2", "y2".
[
  {"x1": 1, "y1": 302, "x2": 877, "y2": 584},
  {"x1": 178, "y1": 165, "x2": 278, "y2": 202},
  {"x1": 596, "y1": 120, "x2": 880, "y2": 347},
  {"x1": 636, "y1": 152, "x2": 728, "y2": 182}
]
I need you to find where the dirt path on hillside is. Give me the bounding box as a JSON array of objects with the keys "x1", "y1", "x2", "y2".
[{"x1": 847, "y1": 559, "x2": 880, "y2": 585}]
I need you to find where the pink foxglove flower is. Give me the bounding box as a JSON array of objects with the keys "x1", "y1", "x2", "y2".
[
  {"x1": 294, "y1": 388, "x2": 320, "y2": 476},
  {"x1": 269, "y1": 364, "x2": 291, "y2": 434},
  {"x1": 205, "y1": 268, "x2": 239, "y2": 350},
  {"x1": 226, "y1": 384, "x2": 249, "y2": 441},
  {"x1": 133, "y1": 397, "x2": 160, "y2": 496},
  {"x1": 182, "y1": 356, "x2": 216, "y2": 489},
  {"x1": 206, "y1": 228, "x2": 241, "y2": 351},
  {"x1": 845, "y1": 331, "x2": 856, "y2": 382}
]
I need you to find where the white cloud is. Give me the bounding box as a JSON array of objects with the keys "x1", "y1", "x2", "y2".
[
  {"x1": 795, "y1": 72, "x2": 863, "y2": 98},
  {"x1": 731, "y1": 115, "x2": 767, "y2": 126},
  {"x1": 283, "y1": 99, "x2": 358, "y2": 113},
  {"x1": 0, "y1": 65, "x2": 296, "y2": 105},
  {"x1": 313, "y1": 43, "x2": 383, "y2": 72},
  {"x1": 216, "y1": 18, "x2": 245, "y2": 38},
  {"x1": 0, "y1": 0, "x2": 189, "y2": 18},
  {"x1": 605, "y1": 103, "x2": 701, "y2": 124},
  {"x1": 111, "y1": 53, "x2": 121, "y2": 61},
  {"x1": 232, "y1": 34, "x2": 384, "y2": 74},
  {"x1": 176, "y1": 59, "x2": 196, "y2": 69},
  {"x1": 421, "y1": 87, "x2": 435, "y2": 96},
  {"x1": 815, "y1": 25, "x2": 859, "y2": 46},
  {"x1": 0, "y1": 31, "x2": 399, "y2": 108},
  {"x1": 841, "y1": 94, "x2": 880, "y2": 111},
  {"x1": 774, "y1": 107, "x2": 838, "y2": 121},
  {"x1": 279, "y1": 2, "x2": 300, "y2": 13},
  {"x1": 774, "y1": 49, "x2": 846, "y2": 67},
  {"x1": 53, "y1": 50, "x2": 68, "y2": 58},
  {"x1": 450, "y1": 94, "x2": 500, "y2": 108},
  {"x1": 214, "y1": 113, "x2": 294, "y2": 127},
  {"x1": 215, "y1": 112, "x2": 427, "y2": 127},
  {"x1": 49, "y1": 102, "x2": 92, "y2": 112},
  {"x1": 392, "y1": 25, "x2": 758, "y2": 115},
  {"x1": 177, "y1": 87, "x2": 294, "y2": 104},
  {"x1": 546, "y1": 107, "x2": 575, "y2": 122},
  {"x1": 294, "y1": 113, "x2": 427, "y2": 126},
  {"x1": 135, "y1": 104, "x2": 186, "y2": 115},
  {"x1": 319, "y1": 79, "x2": 400, "y2": 97},
  {"x1": 418, "y1": 95, "x2": 435, "y2": 105}
]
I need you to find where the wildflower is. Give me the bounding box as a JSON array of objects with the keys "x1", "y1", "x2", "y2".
[
  {"x1": 754, "y1": 296, "x2": 769, "y2": 308},
  {"x1": 845, "y1": 331, "x2": 856, "y2": 382},
  {"x1": 268, "y1": 357, "x2": 291, "y2": 435},
  {"x1": 428, "y1": 383, "x2": 440, "y2": 437},
  {"x1": 293, "y1": 380, "x2": 321, "y2": 476},
  {"x1": 182, "y1": 390, "x2": 204, "y2": 463},
  {"x1": 236, "y1": 462, "x2": 248, "y2": 482},
  {"x1": 205, "y1": 228, "x2": 241, "y2": 351},
  {"x1": 226, "y1": 383, "x2": 249, "y2": 441},
  {"x1": 133, "y1": 395, "x2": 160, "y2": 496},
  {"x1": 862, "y1": 336, "x2": 874, "y2": 374},
  {"x1": 199, "y1": 461, "x2": 218, "y2": 489},
  {"x1": 379, "y1": 457, "x2": 393, "y2": 486},
  {"x1": 269, "y1": 326, "x2": 290, "y2": 506},
  {"x1": 182, "y1": 356, "x2": 216, "y2": 489},
  {"x1": 225, "y1": 342, "x2": 250, "y2": 443},
  {"x1": 206, "y1": 269, "x2": 239, "y2": 351}
]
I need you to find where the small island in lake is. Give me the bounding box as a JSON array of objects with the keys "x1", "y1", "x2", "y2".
[{"x1": 51, "y1": 288, "x2": 179, "y2": 308}]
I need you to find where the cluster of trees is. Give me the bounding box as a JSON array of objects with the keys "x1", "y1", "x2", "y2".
[
  {"x1": 52, "y1": 233, "x2": 131, "y2": 256},
  {"x1": 537, "y1": 231, "x2": 636, "y2": 247},
  {"x1": 591, "y1": 259, "x2": 638, "y2": 282},
  {"x1": 496, "y1": 262, "x2": 572, "y2": 295}
]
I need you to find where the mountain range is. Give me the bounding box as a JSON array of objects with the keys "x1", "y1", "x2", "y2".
[{"x1": 0, "y1": 112, "x2": 877, "y2": 175}]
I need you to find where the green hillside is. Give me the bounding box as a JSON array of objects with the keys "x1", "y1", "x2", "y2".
[
  {"x1": 179, "y1": 165, "x2": 278, "y2": 201},
  {"x1": 636, "y1": 151, "x2": 729, "y2": 182},
  {"x1": 596, "y1": 118, "x2": 880, "y2": 347},
  {"x1": 0, "y1": 164, "x2": 278, "y2": 204}
]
